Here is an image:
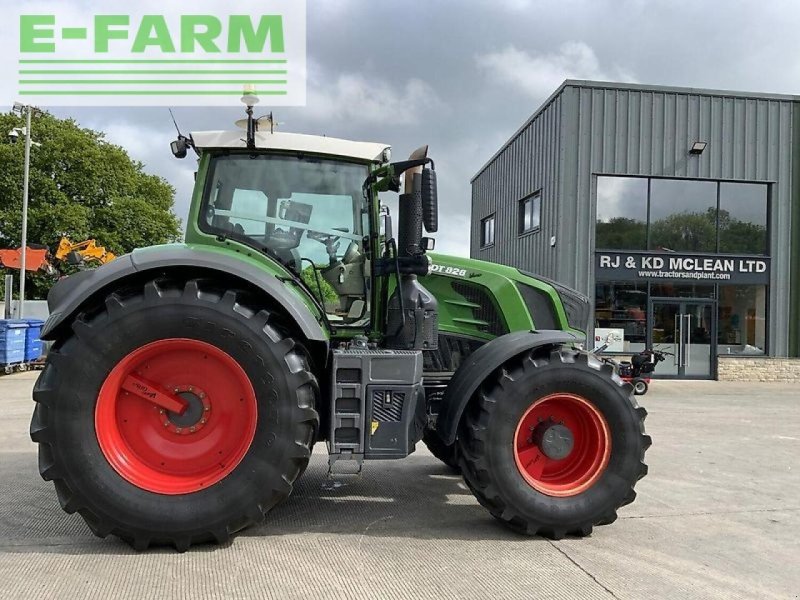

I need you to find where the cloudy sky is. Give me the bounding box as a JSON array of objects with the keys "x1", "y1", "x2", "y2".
[{"x1": 9, "y1": 0, "x2": 800, "y2": 256}]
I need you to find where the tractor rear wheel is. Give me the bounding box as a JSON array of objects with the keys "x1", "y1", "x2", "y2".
[
  {"x1": 457, "y1": 347, "x2": 649, "y2": 539},
  {"x1": 422, "y1": 429, "x2": 459, "y2": 471},
  {"x1": 30, "y1": 277, "x2": 319, "y2": 551}
]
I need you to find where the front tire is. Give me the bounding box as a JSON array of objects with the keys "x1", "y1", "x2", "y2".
[
  {"x1": 457, "y1": 347, "x2": 650, "y2": 539},
  {"x1": 633, "y1": 378, "x2": 649, "y2": 395},
  {"x1": 30, "y1": 277, "x2": 319, "y2": 551}
]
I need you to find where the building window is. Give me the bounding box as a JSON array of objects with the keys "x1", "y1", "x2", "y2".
[
  {"x1": 719, "y1": 183, "x2": 768, "y2": 255},
  {"x1": 594, "y1": 281, "x2": 648, "y2": 353},
  {"x1": 480, "y1": 215, "x2": 495, "y2": 247},
  {"x1": 595, "y1": 177, "x2": 770, "y2": 255},
  {"x1": 718, "y1": 285, "x2": 767, "y2": 355},
  {"x1": 649, "y1": 179, "x2": 718, "y2": 253},
  {"x1": 596, "y1": 177, "x2": 648, "y2": 250},
  {"x1": 518, "y1": 192, "x2": 541, "y2": 234}
]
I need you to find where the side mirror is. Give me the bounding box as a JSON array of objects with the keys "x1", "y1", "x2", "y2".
[
  {"x1": 171, "y1": 137, "x2": 188, "y2": 159},
  {"x1": 421, "y1": 167, "x2": 438, "y2": 233}
]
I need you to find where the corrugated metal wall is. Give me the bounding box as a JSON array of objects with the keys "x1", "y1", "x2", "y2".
[
  {"x1": 470, "y1": 92, "x2": 563, "y2": 280},
  {"x1": 471, "y1": 81, "x2": 795, "y2": 356}
]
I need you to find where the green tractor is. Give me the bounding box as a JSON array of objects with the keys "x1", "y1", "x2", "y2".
[{"x1": 30, "y1": 100, "x2": 650, "y2": 551}]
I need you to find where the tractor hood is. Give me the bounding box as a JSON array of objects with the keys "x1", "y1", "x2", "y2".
[{"x1": 423, "y1": 252, "x2": 590, "y2": 336}]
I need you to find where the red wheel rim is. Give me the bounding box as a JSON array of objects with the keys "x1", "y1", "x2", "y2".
[
  {"x1": 95, "y1": 339, "x2": 258, "y2": 495},
  {"x1": 513, "y1": 393, "x2": 611, "y2": 497}
]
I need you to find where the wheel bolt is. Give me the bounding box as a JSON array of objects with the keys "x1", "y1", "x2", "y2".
[
  {"x1": 200, "y1": 419, "x2": 206, "y2": 424},
  {"x1": 190, "y1": 427, "x2": 196, "y2": 433}
]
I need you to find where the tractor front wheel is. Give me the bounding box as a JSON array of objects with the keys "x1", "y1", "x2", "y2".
[
  {"x1": 30, "y1": 277, "x2": 319, "y2": 551},
  {"x1": 457, "y1": 347, "x2": 649, "y2": 538}
]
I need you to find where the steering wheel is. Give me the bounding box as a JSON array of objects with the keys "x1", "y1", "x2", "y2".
[{"x1": 307, "y1": 230, "x2": 343, "y2": 263}]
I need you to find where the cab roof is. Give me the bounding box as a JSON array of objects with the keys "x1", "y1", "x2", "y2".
[{"x1": 191, "y1": 130, "x2": 390, "y2": 162}]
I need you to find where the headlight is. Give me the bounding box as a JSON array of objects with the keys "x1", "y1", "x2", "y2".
[{"x1": 557, "y1": 285, "x2": 591, "y2": 332}]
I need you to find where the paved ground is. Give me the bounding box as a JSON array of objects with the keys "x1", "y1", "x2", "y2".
[{"x1": 0, "y1": 372, "x2": 798, "y2": 599}]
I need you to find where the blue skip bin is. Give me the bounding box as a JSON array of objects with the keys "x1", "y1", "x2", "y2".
[
  {"x1": 24, "y1": 318, "x2": 45, "y2": 361},
  {"x1": 0, "y1": 320, "x2": 29, "y2": 365}
]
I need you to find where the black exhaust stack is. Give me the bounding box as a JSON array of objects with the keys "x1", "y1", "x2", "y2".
[{"x1": 385, "y1": 157, "x2": 439, "y2": 351}]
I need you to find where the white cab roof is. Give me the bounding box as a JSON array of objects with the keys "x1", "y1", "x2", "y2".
[{"x1": 191, "y1": 130, "x2": 390, "y2": 162}]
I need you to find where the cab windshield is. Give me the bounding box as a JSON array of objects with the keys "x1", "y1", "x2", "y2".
[{"x1": 201, "y1": 153, "x2": 371, "y2": 323}]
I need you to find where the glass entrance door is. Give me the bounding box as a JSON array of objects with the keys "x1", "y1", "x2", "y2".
[{"x1": 649, "y1": 300, "x2": 716, "y2": 379}]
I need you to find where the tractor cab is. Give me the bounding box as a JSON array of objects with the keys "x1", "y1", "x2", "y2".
[{"x1": 186, "y1": 127, "x2": 388, "y2": 325}]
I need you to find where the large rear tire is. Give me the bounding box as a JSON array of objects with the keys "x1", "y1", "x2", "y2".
[
  {"x1": 457, "y1": 347, "x2": 649, "y2": 539},
  {"x1": 30, "y1": 277, "x2": 319, "y2": 551}
]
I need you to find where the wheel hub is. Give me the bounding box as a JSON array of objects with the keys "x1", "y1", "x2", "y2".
[
  {"x1": 532, "y1": 420, "x2": 574, "y2": 460},
  {"x1": 163, "y1": 386, "x2": 211, "y2": 434}
]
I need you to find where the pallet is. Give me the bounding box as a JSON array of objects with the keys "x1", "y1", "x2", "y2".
[{"x1": 1, "y1": 360, "x2": 44, "y2": 375}]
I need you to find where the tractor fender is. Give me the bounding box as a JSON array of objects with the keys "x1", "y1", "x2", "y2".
[
  {"x1": 40, "y1": 246, "x2": 328, "y2": 343},
  {"x1": 435, "y1": 330, "x2": 582, "y2": 445}
]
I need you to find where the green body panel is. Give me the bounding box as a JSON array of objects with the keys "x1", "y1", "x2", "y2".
[{"x1": 424, "y1": 253, "x2": 581, "y2": 340}]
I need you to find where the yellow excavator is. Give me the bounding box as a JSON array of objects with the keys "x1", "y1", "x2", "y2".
[{"x1": 54, "y1": 237, "x2": 116, "y2": 267}]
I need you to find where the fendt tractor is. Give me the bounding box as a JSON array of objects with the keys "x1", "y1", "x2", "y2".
[{"x1": 30, "y1": 93, "x2": 650, "y2": 551}]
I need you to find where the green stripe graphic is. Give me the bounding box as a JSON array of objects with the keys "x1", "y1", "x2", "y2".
[
  {"x1": 19, "y1": 59, "x2": 287, "y2": 64},
  {"x1": 20, "y1": 80, "x2": 288, "y2": 85},
  {"x1": 19, "y1": 70, "x2": 287, "y2": 75},
  {"x1": 18, "y1": 90, "x2": 289, "y2": 96}
]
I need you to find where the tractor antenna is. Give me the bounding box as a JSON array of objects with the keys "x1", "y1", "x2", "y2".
[{"x1": 168, "y1": 108, "x2": 183, "y2": 137}]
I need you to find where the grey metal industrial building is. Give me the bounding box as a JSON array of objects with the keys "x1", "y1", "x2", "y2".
[{"x1": 471, "y1": 80, "x2": 800, "y2": 379}]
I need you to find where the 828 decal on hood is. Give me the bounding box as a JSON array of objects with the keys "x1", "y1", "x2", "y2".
[{"x1": 430, "y1": 264, "x2": 468, "y2": 277}]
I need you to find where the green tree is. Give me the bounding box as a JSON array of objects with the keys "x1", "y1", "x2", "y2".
[
  {"x1": 718, "y1": 209, "x2": 767, "y2": 254},
  {"x1": 649, "y1": 208, "x2": 717, "y2": 252},
  {"x1": 301, "y1": 265, "x2": 338, "y2": 305},
  {"x1": 595, "y1": 217, "x2": 646, "y2": 250},
  {"x1": 0, "y1": 111, "x2": 181, "y2": 299}
]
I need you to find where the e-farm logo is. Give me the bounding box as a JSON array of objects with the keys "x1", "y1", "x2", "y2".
[{"x1": 10, "y1": 2, "x2": 306, "y2": 106}]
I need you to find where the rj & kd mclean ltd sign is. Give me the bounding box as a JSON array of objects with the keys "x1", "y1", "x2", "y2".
[
  {"x1": 4, "y1": 1, "x2": 306, "y2": 106},
  {"x1": 595, "y1": 252, "x2": 770, "y2": 285}
]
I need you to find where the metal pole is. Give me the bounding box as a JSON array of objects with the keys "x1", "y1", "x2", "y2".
[
  {"x1": 3, "y1": 275, "x2": 12, "y2": 319},
  {"x1": 19, "y1": 106, "x2": 31, "y2": 319}
]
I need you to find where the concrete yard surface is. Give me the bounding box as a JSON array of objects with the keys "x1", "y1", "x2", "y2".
[{"x1": 0, "y1": 372, "x2": 798, "y2": 599}]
